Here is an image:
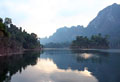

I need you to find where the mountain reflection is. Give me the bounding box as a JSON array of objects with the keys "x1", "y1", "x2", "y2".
[
  {"x1": 11, "y1": 58, "x2": 98, "y2": 82},
  {"x1": 41, "y1": 49, "x2": 120, "y2": 82},
  {"x1": 41, "y1": 49, "x2": 109, "y2": 70},
  {"x1": 0, "y1": 49, "x2": 120, "y2": 82}
]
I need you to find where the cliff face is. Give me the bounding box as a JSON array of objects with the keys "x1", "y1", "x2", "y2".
[
  {"x1": 87, "y1": 3, "x2": 120, "y2": 48},
  {"x1": 0, "y1": 19, "x2": 22, "y2": 55},
  {"x1": 88, "y1": 3, "x2": 120, "y2": 29},
  {"x1": 0, "y1": 31, "x2": 4, "y2": 37},
  {"x1": 0, "y1": 38, "x2": 23, "y2": 56}
]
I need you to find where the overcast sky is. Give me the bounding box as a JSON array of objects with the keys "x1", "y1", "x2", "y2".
[{"x1": 0, "y1": 0, "x2": 120, "y2": 38}]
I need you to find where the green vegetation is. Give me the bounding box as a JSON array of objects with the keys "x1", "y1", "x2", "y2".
[
  {"x1": 71, "y1": 34, "x2": 109, "y2": 49},
  {"x1": 0, "y1": 17, "x2": 42, "y2": 54},
  {"x1": 0, "y1": 17, "x2": 10, "y2": 37},
  {"x1": 7, "y1": 24, "x2": 41, "y2": 49}
]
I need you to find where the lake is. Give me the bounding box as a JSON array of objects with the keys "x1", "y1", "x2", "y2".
[{"x1": 0, "y1": 49, "x2": 120, "y2": 82}]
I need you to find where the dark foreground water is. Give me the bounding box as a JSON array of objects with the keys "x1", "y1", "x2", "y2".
[{"x1": 0, "y1": 49, "x2": 120, "y2": 82}]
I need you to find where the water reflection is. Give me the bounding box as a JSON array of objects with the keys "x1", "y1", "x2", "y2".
[
  {"x1": 72, "y1": 50, "x2": 109, "y2": 64},
  {"x1": 11, "y1": 58, "x2": 98, "y2": 82},
  {"x1": 0, "y1": 49, "x2": 120, "y2": 82},
  {"x1": 41, "y1": 49, "x2": 120, "y2": 82},
  {"x1": 77, "y1": 53, "x2": 99, "y2": 59},
  {"x1": 0, "y1": 51, "x2": 41, "y2": 82}
]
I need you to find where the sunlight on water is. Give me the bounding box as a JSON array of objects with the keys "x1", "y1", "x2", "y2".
[
  {"x1": 11, "y1": 58, "x2": 98, "y2": 82},
  {"x1": 78, "y1": 53, "x2": 99, "y2": 59},
  {"x1": 80, "y1": 53, "x2": 93, "y2": 59}
]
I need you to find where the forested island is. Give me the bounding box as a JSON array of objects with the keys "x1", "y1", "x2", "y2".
[
  {"x1": 0, "y1": 17, "x2": 42, "y2": 56},
  {"x1": 43, "y1": 34, "x2": 109, "y2": 49},
  {"x1": 70, "y1": 34, "x2": 109, "y2": 49}
]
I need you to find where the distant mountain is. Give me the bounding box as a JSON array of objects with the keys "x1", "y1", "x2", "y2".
[
  {"x1": 41, "y1": 25, "x2": 86, "y2": 44},
  {"x1": 41, "y1": 3, "x2": 120, "y2": 48},
  {"x1": 87, "y1": 3, "x2": 120, "y2": 48}
]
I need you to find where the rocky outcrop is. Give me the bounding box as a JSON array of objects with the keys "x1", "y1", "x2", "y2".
[{"x1": 0, "y1": 38, "x2": 23, "y2": 56}]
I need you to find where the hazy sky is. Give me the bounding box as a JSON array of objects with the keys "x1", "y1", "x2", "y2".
[{"x1": 0, "y1": 0, "x2": 120, "y2": 38}]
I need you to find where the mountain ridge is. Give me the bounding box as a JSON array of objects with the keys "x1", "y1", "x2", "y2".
[{"x1": 41, "y1": 3, "x2": 120, "y2": 48}]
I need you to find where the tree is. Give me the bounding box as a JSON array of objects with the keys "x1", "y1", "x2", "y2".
[
  {"x1": 71, "y1": 34, "x2": 109, "y2": 49},
  {"x1": 0, "y1": 17, "x2": 3, "y2": 23},
  {"x1": 4, "y1": 18, "x2": 12, "y2": 24}
]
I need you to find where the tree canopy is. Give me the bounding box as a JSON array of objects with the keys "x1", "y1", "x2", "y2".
[
  {"x1": 0, "y1": 17, "x2": 41, "y2": 51},
  {"x1": 71, "y1": 34, "x2": 109, "y2": 49}
]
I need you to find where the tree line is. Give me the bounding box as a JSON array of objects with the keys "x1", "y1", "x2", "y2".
[
  {"x1": 70, "y1": 34, "x2": 109, "y2": 49},
  {"x1": 0, "y1": 17, "x2": 42, "y2": 54}
]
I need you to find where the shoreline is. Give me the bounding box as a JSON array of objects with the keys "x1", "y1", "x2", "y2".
[
  {"x1": 0, "y1": 51, "x2": 24, "y2": 57},
  {"x1": 0, "y1": 48, "x2": 42, "y2": 57},
  {"x1": 43, "y1": 48, "x2": 120, "y2": 53},
  {"x1": 1, "y1": 48, "x2": 120, "y2": 57}
]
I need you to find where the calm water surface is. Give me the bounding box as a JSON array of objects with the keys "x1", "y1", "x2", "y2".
[{"x1": 0, "y1": 49, "x2": 120, "y2": 82}]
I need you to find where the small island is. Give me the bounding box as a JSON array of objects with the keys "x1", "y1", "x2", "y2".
[{"x1": 70, "y1": 34, "x2": 109, "y2": 49}]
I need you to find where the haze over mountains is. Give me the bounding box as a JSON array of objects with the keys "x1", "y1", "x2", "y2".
[{"x1": 41, "y1": 3, "x2": 120, "y2": 48}]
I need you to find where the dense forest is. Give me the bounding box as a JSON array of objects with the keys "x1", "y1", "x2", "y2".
[
  {"x1": 71, "y1": 34, "x2": 109, "y2": 49},
  {"x1": 0, "y1": 17, "x2": 42, "y2": 55}
]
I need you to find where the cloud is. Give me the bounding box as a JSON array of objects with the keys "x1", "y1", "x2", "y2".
[
  {"x1": 11, "y1": 58, "x2": 98, "y2": 82},
  {"x1": 0, "y1": 0, "x2": 120, "y2": 37}
]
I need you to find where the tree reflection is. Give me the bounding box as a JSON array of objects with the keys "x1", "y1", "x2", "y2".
[
  {"x1": 42, "y1": 49, "x2": 120, "y2": 82},
  {"x1": 71, "y1": 49, "x2": 109, "y2": 63},
  {"x1": 0, "y1": 51, "x2": 41, "y2": 82},
  {"x1": 42, "y1": 49, "x2": 109, "y2": 71}
]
